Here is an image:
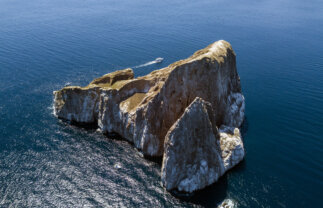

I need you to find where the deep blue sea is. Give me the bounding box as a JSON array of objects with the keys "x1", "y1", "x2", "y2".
[{"x1": 1, "y1": 0, "x2": 322, "y2": 207}]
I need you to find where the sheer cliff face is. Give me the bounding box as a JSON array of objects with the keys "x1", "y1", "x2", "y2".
[
  {"x1": 136, "y1": 41, "x2": 243, "y2": 156},
  {"x1": 53, "y1": 40, "x2": 245, "y2": 157},
  {"x1": 53, "y1": 40, "x2": 246, "y2": 192}
]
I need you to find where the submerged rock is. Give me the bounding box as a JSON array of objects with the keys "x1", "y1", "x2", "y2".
[{"x1": 53, "y1": 40, "x2": 246, "y2": 192}]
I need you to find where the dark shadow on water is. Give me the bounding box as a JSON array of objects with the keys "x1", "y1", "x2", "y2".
[
  {"x1": 58, "y1": 118, "x2": 98, "y2": 130},
  {"x1": 171, "y1": 160, "x2": 247, "y2": 207},
  {"x1": 104, "y1": 131, "x2": 163, "y2": 164},
  {"x1": 230, "y1": 158, "x2": 247, "y2": 173},
  {"x1": 58, "y1": 119, "x2": 164, "y2": 164},
  {"x1": 240, "y1": 116, "x2": 249, "y2": 138},
  {"x1": 169, "y1": 175, "x2": 228, "y2": 207},
  {"x1": 178, "y1": 117, "x2": 248, "y2": 207},
  {"x1": 58, "y1": 119, "x2": 163, "y2": 164}
]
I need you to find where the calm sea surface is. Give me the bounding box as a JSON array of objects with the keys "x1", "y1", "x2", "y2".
[{"x1": 0, "y1": 0, "x2": 322, "y2": 207}]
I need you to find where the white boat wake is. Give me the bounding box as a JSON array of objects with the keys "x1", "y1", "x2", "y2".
[{"x1": 133, "y1": 57, "x2": 164, "y2": 68}]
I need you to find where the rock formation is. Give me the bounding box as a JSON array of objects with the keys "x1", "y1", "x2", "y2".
[
  {"x1": 53, "y1": 40, "x2": 245, "y2": 192},
  {"x1": 161, "y1": 98, "x2": 225, "y2": 192},
  {"x1": 161, "y1": 98, "x2": 245, "y2": 192}
]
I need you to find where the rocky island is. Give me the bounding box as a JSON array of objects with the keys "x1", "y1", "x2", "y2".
[{"x1": 53, "y1": 40, "x2": 245, "y2": 193}]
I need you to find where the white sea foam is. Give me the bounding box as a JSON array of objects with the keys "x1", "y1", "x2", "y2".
[
  {"x1": 47, "y1": 105, "x2": 56, "y2": 116},
  {"x1": 217, "y1": 199, "x2": 237, "y2": 208},
  {"x1": 114, "y1": 163, "x2": 122, "y2": 169}
]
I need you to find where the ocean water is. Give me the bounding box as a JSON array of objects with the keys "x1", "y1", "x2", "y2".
[{"x1": 0, "y1": 0, "x2": 322, "y2": 207}]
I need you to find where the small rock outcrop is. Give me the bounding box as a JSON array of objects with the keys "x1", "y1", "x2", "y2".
[
  {"x1": 218, "y1": 125, "x2": 245, "y2": 171},
  {"x1": 53, "y1": 40, "x2": 246, "y2": 192}
]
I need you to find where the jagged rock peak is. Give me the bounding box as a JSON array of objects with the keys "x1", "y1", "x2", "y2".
[{"x1": 161, "y1": 97, "x2": 225, "y2": 192}]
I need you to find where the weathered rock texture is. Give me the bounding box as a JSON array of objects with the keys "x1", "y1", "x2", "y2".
[
  {"x1": 53, "y1": 68, "x2": 134, "y2": 123},
  {"x1": 161, "y1": 98, "x2": 245, "y2": 192},
  {"x1": 53, "y1": 40, "x2": 245, "y2": 192},
  {"x1": 218, "y1": 125, "x2": 245, "y2": 171},
  {"x1": 161, "y1": 98, "x2": 225, "y2": 192}
]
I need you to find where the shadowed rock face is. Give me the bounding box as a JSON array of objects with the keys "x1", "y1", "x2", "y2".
[
  {"x1": 161, "y1": 98, "x2": 245, "y2": 192},
  {"x1": 53, "y1": 40, "x2": 246, "y2": 192},
  {"x1": 161, "y1": 98, "x2": 225, "y2": 192}
]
